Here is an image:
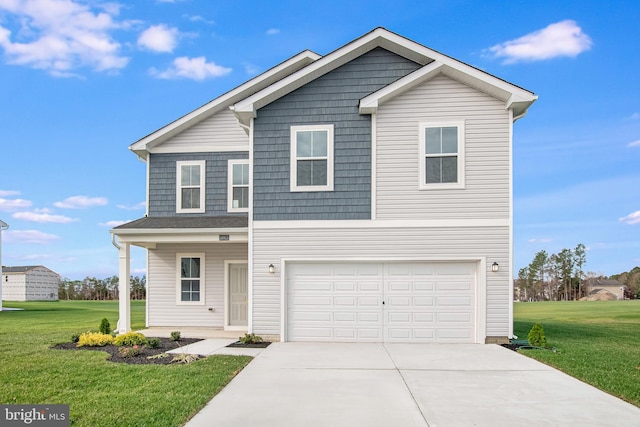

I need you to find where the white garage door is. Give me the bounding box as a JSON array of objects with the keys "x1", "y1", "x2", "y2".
[{"x1": 286, "y1": 262, "x2": 477, "y2": 343}]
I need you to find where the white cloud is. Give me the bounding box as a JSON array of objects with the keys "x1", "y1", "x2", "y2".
[
  {"x1": 486, "y1": 20, "x2": 592, "y2": 64},
  {"x1": 116, "y1": 201, "x2": 146, "y2": 211},
  {"x1": 628, "y1": 140, "x2": 640, "y2": 148},
  {"x1": 12, "y1": 210, "x2": 77, "y2": 223},
  {"x1": 244, "y1": 63, "x2": 260, "y2": 75},
  {"x1": 184, "y1": 14, "x2": 214, "y2": 25},
  {"x1": 137, "y1": 24, "x2": 179, "y2": 53},
  {"x1": 54, "y1": 195, "x2": 108, "y2": 209},
  {"x1": 0, "y1": 198, "x2": 32, "y2": 212},
  {"x1": 4, "y1": 229, "x2": 60, "y2": 244},
  {"x1": 0, "y1": 0, "x2": 130, "y2": 76},
  {"x1": 630, "y1": 113, "x2": 640, "y2": 120},
  {"x1": 11, "y1": 253, "x2": 76, "y2": 262},
  {"x1": 620, "y1": 211, "x2": 640, "y2": 225},
  {"x1": 528, "y1": 238, "x2": 553, "y2": 243},
  {"x1": 149, "y1": 56, "x2": 232, "y2": 81},
  {"x1": 0, "y1": 190, "x2": 20, "y2": 197},
  {"x1": 98, "y1": 220, "x2": 130, "y2": 227},
  {"x1": 266, "y1": 28, "x2": 280, "y2": 36}
]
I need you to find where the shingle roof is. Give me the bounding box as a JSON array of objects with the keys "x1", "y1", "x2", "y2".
[
  {"x1": 113, "y1": 216, "x2": 248, "y2": 230},
  {"x1": 3, "y1": 266, "x2": 41, "y2": 273}
]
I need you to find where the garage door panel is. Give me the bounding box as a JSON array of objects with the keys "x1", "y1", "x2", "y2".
[{"x1": 287, "y1": 262, "x2": 476, "y2": 343}]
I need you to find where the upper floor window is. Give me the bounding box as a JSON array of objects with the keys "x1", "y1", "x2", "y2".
[
  {"x1": 290, "y1": 124, "x2": 334, "y2": 192},
  {"x1": 419, "y1": 122, "x2": 465, "y2": 189},
  {"x1": 228, "y1": 159, "x2": 249, "y2": 212},
  {"x1": 177, "y1": 160, "x2": 206, "y2": 213}
]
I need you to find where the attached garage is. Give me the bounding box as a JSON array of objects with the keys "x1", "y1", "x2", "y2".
[{"x1": 286, "y1": 261, "x2": 482, "y2": 343}]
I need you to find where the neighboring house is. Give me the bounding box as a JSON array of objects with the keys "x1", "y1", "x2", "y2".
[
  {"x1": 586, "y1": 279, "x2": 626, "y2": 300},
  {"x1": 2, "y1": 266, "x2": 60, "y2": 301},
  {"x1": 111, "y1": 28, "x2": 537, "y2": 343},
  {"x1": 0, "y1": 219, "x2": 8, "y2": 310}
]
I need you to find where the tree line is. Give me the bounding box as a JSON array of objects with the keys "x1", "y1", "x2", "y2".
[
  {"x1": 515, "y1": 244, "x2": 588, "y2": 301},
  {"x1": 58, "y1": 276, "x2": 146, "y2": 300},
  {"x1": 516, "y1": 243, "x2": 639, "y2": 301}
]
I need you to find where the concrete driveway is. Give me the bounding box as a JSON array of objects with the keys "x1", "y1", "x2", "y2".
[{"x1": 185, "y1": 343, "x2": 640, "y2": 427}]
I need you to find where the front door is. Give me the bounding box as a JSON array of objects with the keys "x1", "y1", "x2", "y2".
[{"x1": 229, "y1": 263, "x2": 248, "y2": 327}]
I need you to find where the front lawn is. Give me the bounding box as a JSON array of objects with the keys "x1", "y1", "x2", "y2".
[
  {"x1": 514, "y1": 300, "x2": 640, "y2": 407},
  {"x1": 0, "y1": 301, "x2": 252, "y2": 426}
]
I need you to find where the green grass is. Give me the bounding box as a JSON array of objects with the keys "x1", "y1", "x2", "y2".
[
  {"x1": 0, "y1": 301, "x2": 252, "y2": 426},
  {"x1": 514, "y1": 300, "x2": 640, "y2": 407}
]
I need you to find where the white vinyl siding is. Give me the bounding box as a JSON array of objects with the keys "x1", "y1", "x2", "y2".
[
  {"x1": 153, "y1": 109, "x2": 250, "y2": 153},
  {"x1": 375, "y1": 74, "x2": 510, "y2": 220},
  {"x1": 176, "y1": 160, "x2": 205, "y2": 213},
  {"x1": 290, "y1": 124, "x2": 334, "y2": 192},
  {"x1": 2, "y1": 267, "x2": 59, "y2": 301},
  {"x1": 252, "y1": 224, "x2": 507, "y2": 339},
  {"x1": 228, "y1": 159, "x2": 250, "y2": 212},
  {"x1": 147, "y1": 243, "x2": 248, "y2": 327}
]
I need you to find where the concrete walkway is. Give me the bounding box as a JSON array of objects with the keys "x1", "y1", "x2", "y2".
[{"x1": 184, "y1": 343, "x2": 640, "y2": 427}]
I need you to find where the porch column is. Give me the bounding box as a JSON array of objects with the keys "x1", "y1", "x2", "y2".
[{"x1": 118, "y1": 242, "x2": 131, "y2": 334}]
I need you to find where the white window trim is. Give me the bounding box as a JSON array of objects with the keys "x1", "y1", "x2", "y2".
[
  {"x1": 176, "y1": 253, "x2": 205, "y2": 305},
  {"x1": 418, "y1": 121, "x2": 465, "y2": 190},
  {"x1": 290, "y1": 124, "x2": 334, "y2": 192},
  {"x1": 227, "y1": 159, "x2": 250, "y2": 213},
  {"x1": 176, "y1": 160, "x2": 206, "y2": 213}
]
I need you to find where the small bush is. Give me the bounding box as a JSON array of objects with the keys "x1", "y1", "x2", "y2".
[
  {"x1": 71, "y1": 333, "x2": 81, "y2": 343},
  {"x1": 118, "y1": 345, "x2": 142, "y2": 358},
  {"x1": 77, "y1": 332, "x2": 114, "y2": 347},
  {"x1": 527, "y1": 323, "x2": 547, "y2": 348},
  {"x1": 170, "y1": 331, "x2": 181, "y2": 341},
  {"x1": 99, "y1": 318, "x2": 111, "y2": 335},
  {"x1": 146, "y1": 337, "x2": 160, "y2": 349},
  {"x1": 113, "y1": 332, "x2": 147, "y2": 347},
  {"x1": 239, "y1": 333, "x2": 263, "y2": 344}
]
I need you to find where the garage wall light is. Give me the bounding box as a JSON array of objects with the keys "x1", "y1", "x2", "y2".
[
  {"x1": 268, "y1": 264, "x2": 275, "y2": 274},
  {"x1": 491, "y1": 262, "x2": 499, "y2": 273}
]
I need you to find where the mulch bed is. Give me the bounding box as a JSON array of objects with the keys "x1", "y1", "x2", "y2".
[
  {"x1": 51, "y1": 338, "x2": 202, "y2": 365},
  {"x1": 226, "y1": 341, "x2": 272, "y2": 348}
]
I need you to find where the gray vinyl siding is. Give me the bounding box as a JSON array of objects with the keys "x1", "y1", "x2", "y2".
[
  {"x1": 253, "y1": 48, "x2": 421, "y2": 221},
  {"x1": 251, "y1": 225, "x2": 510, "y2": 338},
  {"x1": 147, "y1": 243, "x2": 248, "y2": 327},
  {"x1": 148, "y1": 152, "x2": 249, "y2": 217},
  {"x1": 375, "y1": 74, "x2": 511, "y2": 220},
  {"x1": 157, "y1": 109, "x2": 250, "y2": 152}
]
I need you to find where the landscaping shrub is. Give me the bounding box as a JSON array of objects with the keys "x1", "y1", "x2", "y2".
[
  {"x1": 527, "y1": 322, "x2": 547, "y2": 348},
  {"x1": 238, "y1": 333, "x2": 263, "y2": 344},
  {"x1": 118, "y1": 345, "x2": 142, "y2": 358},
  {"x1": 99, "y1": 318, "x2": 111, "y2": 335},
  {"x1": 146, "y1": 337, "x2": 160, "y2": 349},
  {"x1": 71, "y1": 333, "x2": 81, "y2": 343},
  {"x1": 77, "y1": 332, "x2": 114, "y2": 347},
  {"x1": 170, "y1": 331, "x2": 181, "y2": 341},
  {"x1": 113, "y1": 331, "x2": 147, "y2": 347}
]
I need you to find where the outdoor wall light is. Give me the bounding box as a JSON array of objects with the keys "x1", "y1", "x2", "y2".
[
  {"x1": 268, "y1": 264, "x2": 275, "y2": 274},
  {"x1": 491, "y1": 262, "x2": 499, "y2": 273}
]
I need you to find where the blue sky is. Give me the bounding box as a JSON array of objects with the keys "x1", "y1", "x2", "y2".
[{"x1": 0, "y1": 0, "x2": 638, "y2": 280}]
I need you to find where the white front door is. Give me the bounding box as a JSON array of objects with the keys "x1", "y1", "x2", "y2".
[{"x1": 228, "y1": 263, "x2": 248, "y2": 327}]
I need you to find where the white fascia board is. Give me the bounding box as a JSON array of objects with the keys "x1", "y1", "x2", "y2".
[
  {"x1": 129, "y1": 50, "x2": 320, "y2": 158},
  {"x1": 232, "y1": 28, "x2": 436, "y2": 126},
  {"x1": 111, "y1": 228, "x2": 248, "y2": 245}
]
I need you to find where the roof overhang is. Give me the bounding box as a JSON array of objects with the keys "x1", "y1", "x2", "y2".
[
  {"x1": 232, "y1": 27, "x2": 537, "y2": 126},
  {"x1": 359, "y1": 60, "x2": 537, "y2": 121},
  {"x1": 129, "y1": 50, "x2": 321, "y2": 160},
  {"x1": 111, "y1": 227, "x2": 248, "y2": 249}
]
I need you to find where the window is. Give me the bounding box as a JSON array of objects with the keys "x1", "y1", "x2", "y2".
[
  {"x1": 228, "y1": 159, "x2": 249, "y2": 212},
  {"x1": 419, "y1": 122, "x2": 465, "y2": 189},
  {"x1": 177, "y1": 254, "x2": 205, "y2": 304},
  {"x1": 290, "y1": 124, "x2": 334, "y2": 192},
  {"x1": 177, "y1": 160, "x2": 206, "y2": 213}
]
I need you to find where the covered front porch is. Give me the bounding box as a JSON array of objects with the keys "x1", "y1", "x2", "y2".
[{"x1": 110, "y1": 216, "x2": 249, "y2": 334}]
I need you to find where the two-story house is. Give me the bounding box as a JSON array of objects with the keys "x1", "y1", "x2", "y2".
[{"x1": 111, "y1": 28, "x2": 536, "y2": 344}]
